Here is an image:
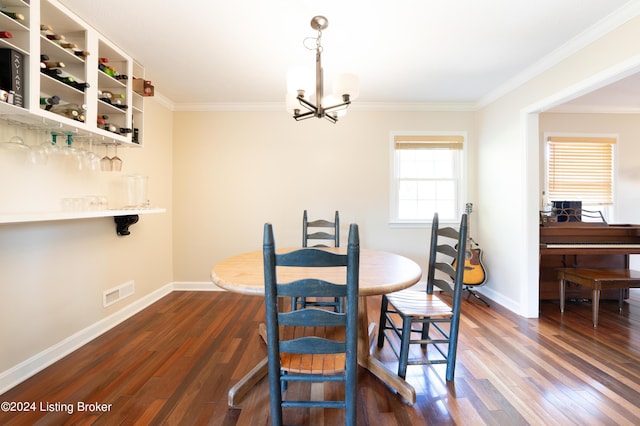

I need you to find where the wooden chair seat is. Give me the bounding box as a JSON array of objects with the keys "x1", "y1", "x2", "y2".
[
  {"x1": 279, "y1": 325, "x2": 346, "y2": 374},
  {"x1": 385, "y1": 290, "x2": 453, "y2": 318}
]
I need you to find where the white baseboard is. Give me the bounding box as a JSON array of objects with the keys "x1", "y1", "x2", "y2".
[{"x1": 0, "y1": 281, "x2": 220, "y2": 395}]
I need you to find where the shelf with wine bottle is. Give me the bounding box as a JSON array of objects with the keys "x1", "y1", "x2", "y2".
[
  {"x1": 0, "y1": 1, "x2": 30, "y2": 54},
  {"x1": 0, "y1": 1, "x2": 146, "y2": 146}
]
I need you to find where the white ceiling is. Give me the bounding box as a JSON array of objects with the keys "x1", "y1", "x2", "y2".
[{"x1": 57, "y1": 0, "x2": 640, "y2": 110}]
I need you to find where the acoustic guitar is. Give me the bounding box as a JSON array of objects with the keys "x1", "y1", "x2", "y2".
[{"x1": 455, "y1": 203, "x2": 487, "y2": 286}]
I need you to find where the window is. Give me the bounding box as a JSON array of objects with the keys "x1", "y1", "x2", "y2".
[
  {"x1": 390, "y1": 133, "x2": 464, "y2": 224},
  {"x1": 545, "y1": 135, "x2": 616, "y2": 219}
]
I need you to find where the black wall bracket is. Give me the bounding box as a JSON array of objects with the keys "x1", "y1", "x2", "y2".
[{"x1": 114, "y1": 215, "x2": 139, "y2": 236}]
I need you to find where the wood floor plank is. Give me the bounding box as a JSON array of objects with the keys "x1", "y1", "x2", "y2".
[{"x1": 1, "y1": 290, "x2": 639, "y2": 425}]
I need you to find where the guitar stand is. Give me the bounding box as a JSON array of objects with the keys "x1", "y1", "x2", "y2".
[{"x1": 464, "y1": 286, "x2": 490, "y2": 307}]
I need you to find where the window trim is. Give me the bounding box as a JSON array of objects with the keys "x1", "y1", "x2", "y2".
[{"x1": 389, "y1": 131, "x2": 467, "y2": 228}]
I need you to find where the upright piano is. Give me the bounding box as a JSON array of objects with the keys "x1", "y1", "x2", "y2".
[{"x1": 539, "y1": 221, "x2": 640, "y2": 299}]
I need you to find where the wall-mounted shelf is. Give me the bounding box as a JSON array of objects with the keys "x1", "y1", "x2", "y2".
[{"x1": 0, "y1": 207, "x2": 165, "y2": 225}]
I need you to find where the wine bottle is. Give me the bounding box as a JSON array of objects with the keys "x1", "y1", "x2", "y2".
[
  {"x1": 1, "y1": 11, "x2": 24, "y2": 21},
  {"x1": 49, "y1": 103, "x2": 87, "y2": 122},
  {"x1": 42, "y1": 61, "x2": 66, "y2": 69},
  {"x1": 40, "y1": 95, "x2": 60, "y2": 110},
  {"x1": 119, "y1": 127, "x2": 133, "y2": 134},
  {"x1": 111, "y1": 93, "x2": 125, "y2": 105},
  {"x1": 69, "y1": 81, "x2": 89, "y2": 91},
  {"x1": 58, "y1": 42, "x2": 78, "y2": 49},
  {"x1": 0, "y1": 31, "x2": 13, "y2": 39},
  {"x1": 46, "y1": 34, "x2": 65, "y2": 41},
  {"x1": 98, "y1": 90, "x2": 112, "y2": 103},
  {"x1": 40, "y1": 24, "x2": 53, "y2": 32},
  {"x1": 73, "y1": 50, "x2": 90, "y2": 58}
]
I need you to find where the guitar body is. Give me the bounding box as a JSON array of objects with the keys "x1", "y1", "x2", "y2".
[
  {"x1": 459, "y1": 247, "x2": 487, "y2": 286},
  {"x1": 454, "y1": 202, "x2": 488, "y2": 286}
]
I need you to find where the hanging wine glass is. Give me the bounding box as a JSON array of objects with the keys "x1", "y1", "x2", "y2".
[
  {"x1": 0, "y1": 134, "x2": 30, "y2": 164},
  {"x1": 111, "y1": 143, "x2": 122, "y2": 172},
  {"x1": 27, "y1": 126, "x2": 48, "y2": 166},
  {"x1": 85, "y1": 138, "x2": 101, "y2": 171},
  {"x1": 63, "y1": 134, "x2": 82, "y2": 170},
  {"x1": 100, "y1": 144, "x2": 112, "y2": 171}
]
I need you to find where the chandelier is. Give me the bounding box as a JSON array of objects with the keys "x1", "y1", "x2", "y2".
[{"x1": 286, "y1": 16, "x2": 359, "y2": 123}]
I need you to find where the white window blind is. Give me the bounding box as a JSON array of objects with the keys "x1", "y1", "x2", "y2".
[{"x1": 546, "y1": 136, "x2": 615, "y2": 205}]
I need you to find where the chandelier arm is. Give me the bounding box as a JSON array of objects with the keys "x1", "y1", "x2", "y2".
[
  {"x1": 323, "y1": 100, "x2": 351, "y2": 113},
  {"x1": 323, "y1": 114, "x2": 338, "y2": 124},
  {"x1": 297, "y1": 96, "x2": 319, "y2": 112},
  {"x1": 294, "y1": 111, "x2": 316, "y2": 121}
]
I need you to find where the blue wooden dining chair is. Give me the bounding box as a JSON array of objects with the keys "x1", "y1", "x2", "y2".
[
  {"x1": 377, "y1": 212, "x2": 468, "y2": 381},
  {"x1": 295, "y1": 210, "x2": 342, "y2": 311},
  {"x1": 263, "y1": 222, "x2": 359, "y2": 426}
]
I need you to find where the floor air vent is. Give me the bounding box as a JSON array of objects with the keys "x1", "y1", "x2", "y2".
[{"x1": 103, "y1": 280, "x2": 135, "y2": 307}]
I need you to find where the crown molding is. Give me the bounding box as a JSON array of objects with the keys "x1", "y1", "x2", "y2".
[
  {"x1": 477, "y1": 0, "x2": 640, "y2": 108},
  {"x1": 171, "y1": 101, "x2": 477, "y2": 113}
]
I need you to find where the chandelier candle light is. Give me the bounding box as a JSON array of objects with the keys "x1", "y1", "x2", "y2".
[{"x1": 286, "y1": 16, "x2": 359, "y2": 123}]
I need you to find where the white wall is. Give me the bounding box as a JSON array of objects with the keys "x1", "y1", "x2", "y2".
[
  {"x1": 0, "y1": 99, "x2": 174, "y2": 384},
  {"x1": 172, "y1": 109, "x2": 476, "y2": 281}
]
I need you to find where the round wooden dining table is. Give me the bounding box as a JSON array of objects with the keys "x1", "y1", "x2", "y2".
[{"x1": 211, "y1": 247, "x2": 422, "y2": 406}]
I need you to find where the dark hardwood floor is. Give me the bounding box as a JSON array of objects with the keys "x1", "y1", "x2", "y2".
[{"x1": 1, "y1": 289, "x2": 640, "y2": 425}]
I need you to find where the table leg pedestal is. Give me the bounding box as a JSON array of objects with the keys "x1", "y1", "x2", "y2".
[
  {"x1": 358, "y1": 297, "x2": 417, "y2": 405},
  {"x1": 228, "y1": 357, "x2": 268, "y2": 408}
]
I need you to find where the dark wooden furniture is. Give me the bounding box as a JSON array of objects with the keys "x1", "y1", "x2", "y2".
[
  {"x1": 263, "y1": 223, "x2": 359, "y2": 426},
  {"x1": 539, "y1": 222, "x2": 640, "y2": 300},
  {"x1": 377, "y1": 212, "x2": 467, "y2": 381},
  {"x1": 558, "y1": 268, "x2": 640, "y2": 327}
]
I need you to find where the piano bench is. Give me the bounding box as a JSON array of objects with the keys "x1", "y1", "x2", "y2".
[{"x1": 557, "y1": 268, "x2": 640, "y2": 327}]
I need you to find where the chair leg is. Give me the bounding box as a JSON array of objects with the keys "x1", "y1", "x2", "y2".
[
  {"x1": 420, "y1": 318, "x2": 429, "y2": 349},
  {"x1": 377, "y1": 296, "x2": 389, "y2": 348},
  {"x1": 397, "y1": 317, "x2": 412, "y2": 379},
  {"x1": 445, "y1": 316, "x2": 461, "y2": 381}
]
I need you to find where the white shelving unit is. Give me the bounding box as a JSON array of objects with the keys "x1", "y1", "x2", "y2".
[
  {"x1": 0, "y1": 1, "x2": 156, "y2": 227},
  {"x1": 0, "y1": 0, "x2": 145, "y2": 146}
]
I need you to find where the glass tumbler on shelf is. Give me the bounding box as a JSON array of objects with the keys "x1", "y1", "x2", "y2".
[{"x1": 126, "y1": 174, "x2": 149, "y2": 208}]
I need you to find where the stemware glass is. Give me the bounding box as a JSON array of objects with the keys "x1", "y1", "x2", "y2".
[
  {"x1": 63, "y1": 134, "x2": 83, "y2": 170},
  {"x1": 100, "y1": 144, "x2": 112, "y2": 171},
  {"x1": 110, "y1": 144, "x2": 122, "y2": 172},
  {"x1": 0, "y1": 134, "x2": 31, "y2": 164},
  {"x1": 84, "y1": 139, "x2": 101, "y2": 171},
  {"x1": 26, "y1": 126, "x2": 48, "y2": 166}
]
